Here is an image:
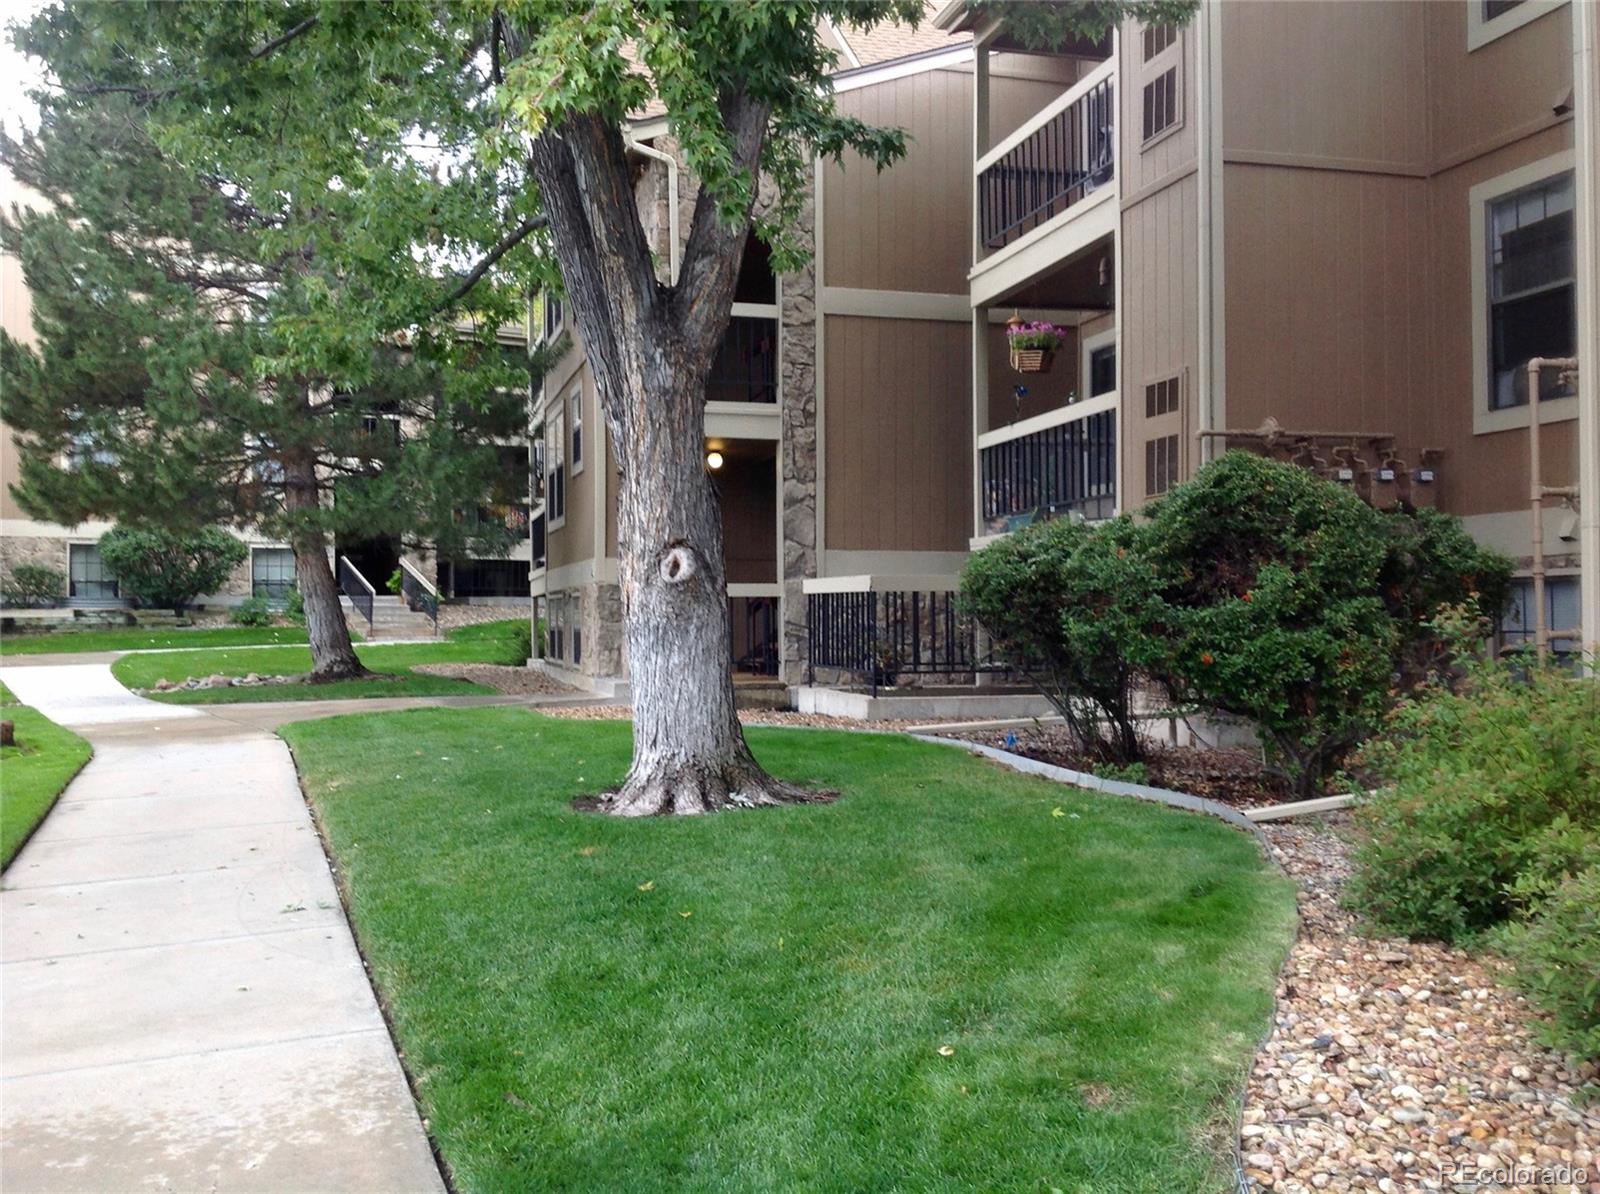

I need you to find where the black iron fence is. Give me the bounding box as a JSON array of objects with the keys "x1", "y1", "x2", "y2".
[
  {"x1": 807, "y1": 588, "x2": 1020, "y2": 694},
  {"x1": 336, "y1": 555, "x2": 374, "y2": 629},
  {"x1": 981, "y1": 410, "x2": 1117, "y2": 531},
  {"x1": 706, "y1": 316, "x2": 778, "y2": 403},
  {"x1": 979, "y1": 76, "x2": 1114, "y2": 251}
]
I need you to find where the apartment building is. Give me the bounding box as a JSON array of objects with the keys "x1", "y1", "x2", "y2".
[
  {"x1": 939, "y1": 0, "x2": 1599, "y2": 659},
  {"x1": 536, "y1": 0, "x2": 1597, "y2": 700}
]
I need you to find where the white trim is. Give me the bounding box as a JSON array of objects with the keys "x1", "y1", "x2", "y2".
[
  {"x1": 969, "y1": 187, "x2": 1117, "y2": 308},
  {"x1": 814, "y1": 154, "x2": 828, "y2": 573},
  {"x1": 1081, "y1": 325, "x2": 1118, "y2": 402},
  {"x1": 976, "y1": 59, "x2": 1116, "y2": 175},
  {"x1": 540, "y1": 556, "x2": 619, "y2": 594},
  {"x1": 1469, "y1": 149, "x2": 1579, "y2": 435},
  {"x1": 1467, "y1": 0, "x2": 1566, "y2": 52},
  {"x1": 830, "y1": 45, "x2": 975, "y2": 95},
  {"x1": 1574, "y1": 0, "x2": 1600, "y2": 662},
  {"x1": 821, "y1": 287, "x2": 970, "y2": 321},
  {"x1": 568, "y1": 383, "x2": 585, "y2": 476},
  {"x1": 705, "y1": 402, "x2": 781, "y2": 441},
  {"x1": 976, "y1": 391, "x2": 1119, "y2": 450},
  {"x1": 730, "y1": 300, "x2": 779, "y2": 319},
  {"x1": 803, "y1": 573, "x2": 962, "y2": 595},
  {"x1": 822, "y1": 550, "x2": 970, "y2": 576},
  {"x1": 728, "y1": 582, "x2": 782, "y2": 599},
  {"x1": 397, "y1": 556, "x2": 439, "y2": 598},
  {"x1": 823, "y1": 17, "x2": 861, "y2": 69}
]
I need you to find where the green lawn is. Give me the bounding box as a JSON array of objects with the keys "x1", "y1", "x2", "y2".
[
  {"x1": 283, "y1": 709, "x2": 1296, "y2": 1193},
  {"x1": 1, "y1": 682, "x2": 92, "y2": 867},
  {"x1": 110, "y1": 628, "x2": 528, "y2": 704},
  {"x1": 0, "y1": 623, "x2": 317, "y2": 656}
]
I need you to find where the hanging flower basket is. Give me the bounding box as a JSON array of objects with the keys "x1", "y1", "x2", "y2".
[{"x1": 1006, "y1": 315, "x2": 1068, "y2": 375}]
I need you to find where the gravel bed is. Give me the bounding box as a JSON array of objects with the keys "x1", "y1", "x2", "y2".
[
  {"x1": 436, "y1": 604, "x2": 530, "y2": 632},
  {"x1": 410, "y1": 663, "x2": 578, "y2": 695},
  {"x1": 1244, "y1": 816, "x2": 1598, "y2": 1193}
]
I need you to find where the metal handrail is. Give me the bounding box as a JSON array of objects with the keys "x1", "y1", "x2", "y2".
[
  {"x1": 397, "y1": 558, "x2": 439, "y2": 629},
  {"x1": 336, "y1": 555, "x2": 375, "y2": 630}
]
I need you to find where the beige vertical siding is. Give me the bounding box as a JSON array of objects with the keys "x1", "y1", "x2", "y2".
[
  {"x1": 1120, "y1": 171, "x2": 1199, "y2": 508},
  {"x1": 718, "y1": 452, "x2": 777, "y2": 584},
  {"x1": 1222, "y1": 1, "x2": 1427, "y2": 170},
  {"x1": 1119, "y1": 15, "x2": 1198, "y2": 198},
  {"x1": 545, "y1": 368, "x2": 596, "y2": 572},
  {"x1": 823, "y1": 315, "x2": 971, "y2": 551}
]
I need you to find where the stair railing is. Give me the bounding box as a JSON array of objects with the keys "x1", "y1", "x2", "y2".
[
  {"x1": 336, "y1": 555, "x2": 375, "y2": 630},
  {"x1": 398, "y1": 558, "x2": 440, "y2": 631}
]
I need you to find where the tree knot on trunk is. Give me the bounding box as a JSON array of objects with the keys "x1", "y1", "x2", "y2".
[{"x1": 658, "y1": 542, "x2": 699, "y2": 586}]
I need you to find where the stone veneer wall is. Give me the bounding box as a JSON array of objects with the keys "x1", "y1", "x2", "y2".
[
  {"x1": 0, "y1": 535, "x2": 69, "y2": 587},
  {"x1": 778, "y1": 181, "x2": 819, "y2": 687}
]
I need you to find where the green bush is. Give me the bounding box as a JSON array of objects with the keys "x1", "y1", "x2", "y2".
[
  {"x1": 961, "y1": 516, "x2": 1156, "y2": 762},
  {"x1": 97, "y1": 526, "x2": 247, "y2": 610},
  {"x1": 1141, "y1": 452, "x2": 1401, "y2": 799},
  {"x1": 2, "y1": 563, "x2": 65, "y2": 606},
  {"x1": 1497, "y1": 864, "x2": 1600, "y2": 1061},
  {"x1": 282, "y1": 587, "x2": 306, "y2": 625},
  {"x1": 229, "y1": 596, "x2": 276, "y2": 627},
  {"x1": 1346, "y1": 657, "x2": 1600, "y2": 943}
]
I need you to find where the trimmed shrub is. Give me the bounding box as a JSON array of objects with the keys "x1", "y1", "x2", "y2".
[
  {"x1": 1141, "y1": 452, "x2": 1399, "y2": 798},
  {"x1": 961, "y1": 515, "x2": 1157, "y2": 762},
  {"x1": 229, "y1": 596, "x2": 275, "y2": 627},
  {"x1": 1346, "y1": 657, "x2": 1600, "y2": 943},
  {"x1": 2, "y1": 563, "x2": 65, "y2": 606},
  {"x1": 282, "y1": 586, "x2": 306, "y2": 625},
  {"x1": 1497, "y1": 864, "x2": 1600, "y2": 1061},
  {"x1": 97, "y1": 526, "x2": 247, "y2": 610}
]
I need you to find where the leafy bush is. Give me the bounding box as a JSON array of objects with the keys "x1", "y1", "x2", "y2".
[
  {"x1": 961, "y1": 516, "x2": 1157, "y2": 762},
  {"x1": 1345, "y1": 657, "x2": 1600, "y2": 943},
  {"x1": 1497, "y1": 864, "x2": 1600, "y2": 1060},
  {"x1": 97, "y1": 527, "x2": 247, "y2": 610},
  {"x1": 282, "y1": 586, "x2": 306, "y2": 625},
  {"x1": 229, "y1": 596, "x2": 276, "y2": 627},
  {"x1": 2, "y1": 563, "x2": 65, "y2": 606},
  {"x1": 1141, "y1": 452, "x2": 1400, "y2": 798}
]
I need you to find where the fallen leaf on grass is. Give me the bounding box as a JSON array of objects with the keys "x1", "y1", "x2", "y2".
[
  {"x1": 1051, "y1": 807, "x2": 1065, "y2": 818},
  {"x1": 937, "y1": 1045, "x2": 955, "y2": 1057},
  {"x1": 679, "y1": 910, "x2": 692, "y2": 918},
  {"x1": 636, "y1": 880, "x2": 654, "y2": 891}
]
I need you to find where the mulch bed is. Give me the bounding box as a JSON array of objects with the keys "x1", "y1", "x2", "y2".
[{"x1": 934, "y1": 723, "x2": 1295, "y2": 808}]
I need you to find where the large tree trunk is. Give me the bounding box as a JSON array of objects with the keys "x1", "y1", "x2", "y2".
[
  {"x1": 283, "y1": 452, "x2": 366, "y2": 682},
  {"x1": 527, "y1": 110, "x2": 820, "y2": 815}
]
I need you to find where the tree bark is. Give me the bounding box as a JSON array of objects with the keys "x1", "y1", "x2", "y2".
[
  {"x1": 282, "y1": 451, "x2": 366, "y2": 682},
  {"x1": 526, "y1": 109, "x2": 820, "y2": 815}
]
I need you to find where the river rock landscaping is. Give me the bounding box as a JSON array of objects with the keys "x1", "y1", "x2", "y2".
[{"x1": 1243, "y1": 815, "x2": 1598, "y2": 1194}]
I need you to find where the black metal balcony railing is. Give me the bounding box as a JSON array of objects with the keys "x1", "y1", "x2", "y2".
[
  {"x1": 706, "y1": 316, "x2": 777, "y2": 403},
  {"x1": 981, "y1": 410, "x2": 1117, "y2": 530},
  {"x1": 979, "y1": 77, "x2": 1114, "y2": 251},
  {"x1": 807, "y1": 589, "x2": 1021, "y2": 695},
  {"x1": 467, "y1": 503, "x2": 533, "y2": 540}
]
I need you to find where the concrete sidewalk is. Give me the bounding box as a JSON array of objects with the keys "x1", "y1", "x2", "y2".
[{"x1": 0, "y1": 665, "x2": 447, "y2": 1192}]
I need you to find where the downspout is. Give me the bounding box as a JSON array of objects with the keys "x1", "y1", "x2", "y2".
[
  {"x1": 1195, "y1": 0, "x2": 1218, "y2": 463},
  {"x1": 1527, "y1": 356, "x2": 1582, "y2": 660},
  {"x1": 627, "y1": 137, "x2": 680, "y2": 284}
]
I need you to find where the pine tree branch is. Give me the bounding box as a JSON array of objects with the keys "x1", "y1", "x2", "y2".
[{"x1": 252, "y1": 16, "x2": 320, "y2": 61}]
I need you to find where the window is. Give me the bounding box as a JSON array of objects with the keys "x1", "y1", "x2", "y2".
[
  {"x1": 546, "y1": 408, "x2": 566, "y2": 527},
  {"x1": 548, "y1": 596, "x2": 566, "y2": 661},
  {"x1": 1142, "y1": 22, "x2": 1177, "y2": 60},
  {"x1": 1483, "y1": 0, "x2": 1523, "y2": 16},
  {"x1": 1088, "y1": 342, "x2": 1117, "y2": 398},
  {"x1": 1145, "y1": 376, "x2": 1180, "y2": 418},
  {"x1": 1500, "y1": 576, "x2": 1580, "y2": 655},
  {"x1": 1487, "y1": 172, "x2": 1574, "y2": 411},
  {"x1": 1145, "y1": 434, "x2": 1179, "y2": 497},
  {"x1": 572, "y1": 626, "x2": 582, "y2": 668},
  {"x1": 68, "y1": 543, "x2": 118, "y2": 600},
  {"x1": 1142, "y1": 67, "x2": 1179, "y2": 143},
  {"x1": 1468, "y1": 0, "x2": 1563, "y2": 51},
  {"x1": 252, "y1": 547, "x2": 297, "y2": 602},
  {"x1": 542, "y1": 292, "x2": 564, "y2": 343},
  {"x1": 569, "y1": 389, "x2": 584, "y2": 474}
]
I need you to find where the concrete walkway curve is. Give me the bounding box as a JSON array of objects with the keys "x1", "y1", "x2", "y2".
[{"x1": 0, "y1": 664, "x2": 447, "y2": 1193}]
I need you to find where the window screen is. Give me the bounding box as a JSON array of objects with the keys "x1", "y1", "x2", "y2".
[
  {"x1": 1145, "y1": 434, "x2": 1179, "y2": 497},
  {"x1": 1145, "y1": 376, "x2": 1180, "y2": 418},
  {"x1": 1142, "y1": 67, "x2": 1179, "y2": 142},
  {"x1": 68, "y1": 543, "x2": 118, "y2": 600},
  {"x1": 252, "y1": 548, "x2": 297, "y2": 602}
]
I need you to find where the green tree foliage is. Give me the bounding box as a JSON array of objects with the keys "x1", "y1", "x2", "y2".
[
  {"x1": 0, "y1": 5, "x2": 540, "y2": 677},
  {"x1": 96, "y1": 526, "x2": 248, "y2": 611},
  {"x1": 1, "y1": 563, "x2": 65, "y2": 607},
  {"x1": 960, "y1": 516, "x2": 1156, "y2": 763}
]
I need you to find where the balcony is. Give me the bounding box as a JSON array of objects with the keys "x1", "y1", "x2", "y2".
[
  {"x1": 706, "y1": 316, "x2": 777, "y2": 404},
  {"x1": 466, "y1": 503, "x2": 533, "y2": 540},
  {"x1": 978, "y1": 401, "x2": 1117, "y2": 535},
  {"x1": 978, "y1": 64, "x2": 1115, "y2": 254}
]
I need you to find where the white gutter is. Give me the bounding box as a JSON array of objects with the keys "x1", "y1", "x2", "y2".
[
  {"x1": 1574, "y1": 0, "x2": 1599, "y2": 666},
  {"x1": 626, "y1": 136, "x2": 680, "y2": 283}
]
